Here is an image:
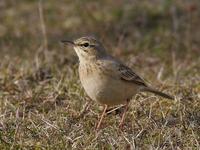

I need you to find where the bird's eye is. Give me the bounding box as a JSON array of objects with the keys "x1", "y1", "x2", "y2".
[{"x1": 82, "y1": 43, "x2": 89, "y2": 47}]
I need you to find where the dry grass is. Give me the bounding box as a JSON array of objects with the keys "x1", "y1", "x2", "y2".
[{"x1": 0, "y1": 0, "x2": 200, "y2": 149}]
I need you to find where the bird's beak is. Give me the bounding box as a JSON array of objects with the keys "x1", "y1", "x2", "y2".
[{"x1": 61, "y1": 40, "x2": 75, "y2": 46}]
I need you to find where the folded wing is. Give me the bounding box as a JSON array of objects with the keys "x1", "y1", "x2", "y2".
[{"x1": 118, "y1": 64, "x2": 147, "y2": 87}]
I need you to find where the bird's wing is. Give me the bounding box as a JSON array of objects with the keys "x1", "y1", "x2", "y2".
[
  {"x1": 118, "y1": 63, "x2": 147, "y2": 87},
  {"x1": 99, "y1": 56, "x2": 148, "y2": 87}
]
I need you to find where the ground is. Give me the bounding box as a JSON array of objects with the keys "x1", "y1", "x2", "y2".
[{"x1": 0, "y1": 0, "x2": 200, "y2": 149}]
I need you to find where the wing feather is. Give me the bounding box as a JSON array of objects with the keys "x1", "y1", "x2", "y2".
[{"x1": 118, "y1": 64, "x2": 147, "y2": 87}]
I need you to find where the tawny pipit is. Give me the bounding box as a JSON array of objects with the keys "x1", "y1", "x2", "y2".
[{"x1": 62, "y1": 36, "x2": 173, "y2": 130}]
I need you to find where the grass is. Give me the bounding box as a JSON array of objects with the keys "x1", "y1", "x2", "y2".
[{"x1": 0, "y1": 0, "x2": 200, "y2": 149}]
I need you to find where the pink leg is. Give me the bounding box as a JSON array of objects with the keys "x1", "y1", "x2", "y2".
[
  {"x1": 96, "y1": 104, "x2": 108, "y2": 130},
  {"x1": 119, "y1": 100, "x2": 130, "y2": 128}
]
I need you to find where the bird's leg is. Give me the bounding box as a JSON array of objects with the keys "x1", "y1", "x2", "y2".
[
  {"x1": 96, "y1": 104, "x2": 108, "y2": 130},
  {"x1": 119, "y1": 99, "x2": 130, "y2": 128}
]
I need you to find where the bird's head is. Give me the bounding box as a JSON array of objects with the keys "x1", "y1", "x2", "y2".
[{"x1": 61, "y1": 36, "x2": 107, "y2": 62}]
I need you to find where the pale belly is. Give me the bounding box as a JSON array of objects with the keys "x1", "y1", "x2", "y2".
[{"x1": 80, "y1": 72, "x2": 138, "y2": 106}]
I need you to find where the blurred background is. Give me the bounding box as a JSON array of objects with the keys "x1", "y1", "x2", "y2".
[
  {"x1": 0, "y1": 0, "x2": 200, "y2": 149},
  {"x1": 1, "y1": 0, "x2": 200, "y2": 57}
]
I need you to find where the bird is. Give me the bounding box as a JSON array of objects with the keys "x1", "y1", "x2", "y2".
[{"x1": 61, "y1": 36, "x2": 174, "y2": 130}]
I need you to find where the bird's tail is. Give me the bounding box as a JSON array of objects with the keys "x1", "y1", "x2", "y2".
[{"x1": 141, "y1": 87, "x2": 174, "y2": 100}]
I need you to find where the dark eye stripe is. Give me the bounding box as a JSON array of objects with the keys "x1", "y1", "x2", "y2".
[
  {"x1": 79, "y1": 43, "x2": 89, "y2": 47},
  {"x1": 77, "y1": 43, "x2": 95, "y2": 48}
]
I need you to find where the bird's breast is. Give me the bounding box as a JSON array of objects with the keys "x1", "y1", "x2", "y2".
[{"x1": 79, "y1": 63, "x2": 106, "y2": 100}]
